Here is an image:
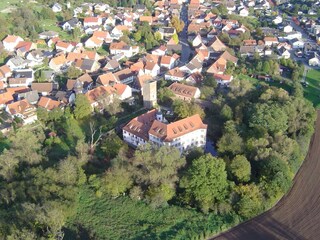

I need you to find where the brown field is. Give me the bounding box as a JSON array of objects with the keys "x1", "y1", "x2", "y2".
[{"x1": 214, "y1": 111, "x2": 320, "y2": 240}]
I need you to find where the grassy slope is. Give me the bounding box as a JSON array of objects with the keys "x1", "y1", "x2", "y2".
[
  {"x1": 304, "y1": 69, "x2": 320, "y2": 108},
  {"x1": 65, "y1": 187, "x2": 238, "y2": 240}
]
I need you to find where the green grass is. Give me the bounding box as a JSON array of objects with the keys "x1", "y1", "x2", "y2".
[
  {"x1": 0, "y1": 0, "x2": 20, "y2": 11},
  {"x1": 304, "y1": 69, "x2": 320, "y2": 108},
  {"x1": 238, "y1": 74, "x2": 293, "y2": 93},
  {"x1": 65, "y1": 186, "x2": 239, "y2": 240}
]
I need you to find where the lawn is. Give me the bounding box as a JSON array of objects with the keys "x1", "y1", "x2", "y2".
[
  {"x1": 0, "y1": 0, "x2": 20, "y2": 12},
  {"x1": 304, "y1": 69, "x2": 320, "y2": 108},
  {"x1": 64, "y1": 186, "x2": 238, "y2": 240}
]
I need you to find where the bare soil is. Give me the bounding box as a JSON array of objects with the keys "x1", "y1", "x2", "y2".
[{"x1": 214, "y1": 111, "x2": 320, "y2": 240}]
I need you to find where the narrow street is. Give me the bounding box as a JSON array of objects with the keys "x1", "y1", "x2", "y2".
[{"x1": 179, "y1": 3, "x2": 191, "y2": 63}]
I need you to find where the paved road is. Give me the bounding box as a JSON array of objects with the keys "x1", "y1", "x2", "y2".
[
  {"x1": 179, "y1": 3, "x2": 191, "y2": 63},
  {"x1": 214, "y1": 111, "x2": 320, "y2": 240}
]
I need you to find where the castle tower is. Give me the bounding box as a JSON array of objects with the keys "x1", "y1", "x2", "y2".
[{"x1": 143, "y1": 80, "x2": 157, "y2": 109}]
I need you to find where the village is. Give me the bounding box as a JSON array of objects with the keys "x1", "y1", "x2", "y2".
[{"x1": 0, "y1": 0, "x2": 320, "y2": 153}]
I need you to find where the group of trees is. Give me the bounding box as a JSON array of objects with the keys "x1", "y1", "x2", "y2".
[{"x1": 133, "y1": 22, "x2": 160, "y2": 50}]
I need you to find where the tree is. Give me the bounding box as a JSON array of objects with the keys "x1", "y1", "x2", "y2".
[
  {"x1": 230, "y1": 155, "x2": 251, "y2": 183},
  {"x1": 133, "y1": 31, "x2": 142, "y2": 42},
  {"x1": 172, "y1": 100, "x2": 205, "y2": 119},
  {"x1": 73, "y1": 94, "x2": 92, "y2": 120},
  {"x1": 217, "y1": 121, "x2": 244, "y2": 157},
  {"x1": 170, "y1": 16, "x2": 185, "y2": 33},
  {"x1": 262, "y1": 61, "x2": 270, "y2": 74},
  {"x1": 133, "y1": 144, "x2": 185, "y2": 187},
  {"x1": 0, "y1": 149, "x2": 19, "y2": 181},
  {"x1": 154, "y1": 32, "x2": 162, "y2": 41},
  {"x1": 67, "y1": 65, "x2": 82, "y2": 79},
  {"x1": 101, "y1": 133, "x2": 125, "y2": 159},
  {"x1": 249, "y1": 103, "x2": 288, "y2": 135},
  {"x1": 180, "y1": 154, "x2": 229, "y2": 213},
  {"x1": 103, "y1": 167, "x2": 133, "y2": 197},
  {"x1": 172, "y1": 33, "x2": 179, "y2": 44},
  {"x1": 235, "y1": 184, "x2": 263, "y2": 219},
  {"x1": 104, "y1": 96, "x2": 123, "y2": 115}
]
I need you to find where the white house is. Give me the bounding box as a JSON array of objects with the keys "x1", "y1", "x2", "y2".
[
  {"x1": 85, "y1": 36, "x2": 104, "y2": 48},
  {"x1": 109, "y1": 41, "x2": 139, "y2": 58},
  {"x1": 291, "y1": 38, "x2": 305, "y2": 49},
  {"x1": 144, "y1": 61, "x2": 160, "y2": 77},
  {"x1": 6, "y1": 99, "x2": 37, "y2": 125},
  {"x1": 309, "y1": 53, "x2": 320, "y2": 66},
  {"x1": 122, "y1": 109, "x2": 207, "y2": 153},
  {"x1": 52, "y1": 3, "x2": 62, "y2": 12},
  {"x1": 192, "y1": 34, "x2": 203, "y2": 48},
  {"x1": 273, "y1": 16, "x2": 283, "y2": 25},
  {"x1": 2, "y1": 35, "x2": 24, "y2": 52},
  {"x1": 214, "y1": 74, "x2": 234, "y2": 86},
  {"x1": 113, "y1": 83, "x2": 132, "y2": 100},
  {"x1": 168, "y1": 82, "x2": 201, "y2": 101},
  {"x1": 283, "y1": 25, "x2": 293, "y2": 33},
  {"x1": 83, "y1": 17, "x2": 102, "y2": 28},
  {"x1": 239, "y1": 8, "x2": 249, "y2": 17}
]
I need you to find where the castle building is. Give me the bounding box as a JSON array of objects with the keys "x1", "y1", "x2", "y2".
[{"x1": 122, "y1": 109, "x2": 207, "y2": 153}]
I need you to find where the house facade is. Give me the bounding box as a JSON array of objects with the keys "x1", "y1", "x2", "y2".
[{"x1": 122, "y1": 109, "x2": 207, "y2": 153}]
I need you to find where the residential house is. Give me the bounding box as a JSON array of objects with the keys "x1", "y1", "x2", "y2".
[
  {"x1": 17, "y1": 90, "x2": 39, "y2": 104},
  {"x1": 2, "y1": 35, "x2": 24, "y2": 52},
  {"x1": 239, "y1": 8, "x2": 249, "y2": 17},
  {"x1": 15, "y1": 41, "x2": 36, "y2": 57},
  {"x1": 290, "y1": 38, "x2": 305, "y2": 49},
  {"x1": 62, "y1": 18, "x2": 81, "y2": 31},
  {"x1": 122, "y1": 109, "x2": 207, "y2": 152},
  {"x1": 213, "y1": 74, "x2": 234, "y2": 86},
  {"x1": 160, "y1": 55, "x2": 179, "y2": 70},
  {"x1": 75, "y1": 59, "x2": 101, "y2": 72},
  {"x1": 165, "y1": 67, "x2": 187, "y2": 81},
  {"x1": 209, "y1": 36, "x2": 227, "y2": 53},
  {"x1": 104, "y1": 59, "x2": 121, "y2": 72},
  {"x1": 168, "y1": 82, "x2": 200, "y2": 101},
  {"x1": 0, "y1": 65, "x2": 12, "y2": 82},
  {"x1": 9, "y1": 69, "x2": 34, "y2": 87},
  {"x1": 109, "y1": 41, "x2": 139, "y2": 58},
  {"x1": 39, "y1": 31, "x2": 59, "y2": 40},
  {"x1": 85, "y1": 36, "x2": 104, "y2": 48},
  {"x1": 114, "y1": 68, "x2": 136, "y2": 84},
  {"x1": 309, "y1": 52, "x2": 320, "y2": 66},
  {"x1": 56, "y1": 41, "x2": 74, "y2": 52},
  {"x1": 140, "y1": 16, "x2": 153, "y2": 25},
  {"x1": 278, "y1": 47, "x2": 291, "y2": 59},
  {"x1": 158, "y1": 27, "x2": 176, "y2": 39},
  {"x1": 85, "y1": 86, "x2": 115, "y2": 109},
  {"x1": 207, "y1": 51, "x2": 238, "y2": 74},
  {"x1": 83, "y1": 17, "x2": 102, "y2": 28},
  {"x1": 6, "y1": 56, "x2": 30, "y2": 70},
  {"x1": 96, "y1": 72, "x2": 118, "y2": 86},
  {"x1": 273, "y1": 16, "x2": 283, "y2": 25},
  {"x1": 283, "y1": 25, "x2": 293, "y2": 33},
  {"x1": 186, "y1": 72, "x2": 203, "y2": 85},
  {"x1": 37, "y1": 96, "x2": 62, "y2": 110},
  {"x1": 0, "y1": 91, "x2": 14, "y2": 109},
  {"x1": 152, "y1": 45, "x2": 167, "y2": 56},
  {"x1": 144, "y1": 61, "x2": 160, "y2": 77},
  {"x1": 264, "y1": 37, "x2": 279, "y2": 47},
  {"x1": 49, "y1": 54, "x2": 67, "y2": 72},
  {"x1": 113, "y1": 83, "x2": 132, "y2": 100},
  {"x1": 31, "y1": 82, "x2": 56, "y2": 96},
  {"x1": 6, "y1": 99, "x2": 37, "y2": 124},
  {"x1": 52, "y1": 3, "x2": 62, "y2": 12}
]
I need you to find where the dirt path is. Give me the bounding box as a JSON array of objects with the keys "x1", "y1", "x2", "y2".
[{"x1": 214, "y1": 111, "x2": 320, "y2": 240}]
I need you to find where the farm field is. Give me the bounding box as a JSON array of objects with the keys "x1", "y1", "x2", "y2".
[
  {"x1": 304, "y1": 69, "x2": 320, "y2": 108},
  {"x1": 214, "y1": 111, "x2": 320, "y2": 240}
]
